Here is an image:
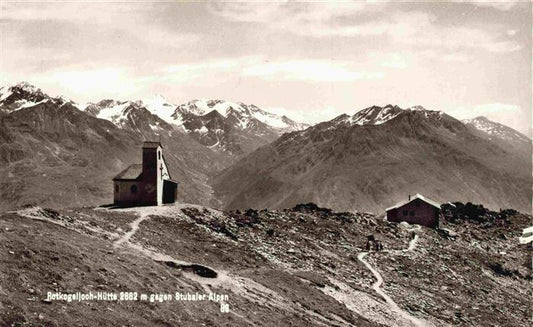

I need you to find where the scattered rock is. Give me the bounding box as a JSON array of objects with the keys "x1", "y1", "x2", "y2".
[{"x1": 438, "y1": 228, "x2": 458, "y2": 240}]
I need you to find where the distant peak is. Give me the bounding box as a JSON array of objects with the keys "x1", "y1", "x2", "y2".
[
  {"x1": 10, "y1": 81, "x2": 42, "y2": 94},
  {"x1": 408, "y1": 105, "x2": 427, "y2": 111},
  {"x1": 463, "y1": 115, "x2": 528, "y2": 141},
  {"x1": 346, "y1": 103, "x2": 442, "y2": 126},
  {"x1": 462, "y1": 116, "x2": 490, "y2": 124},
  {"x1": 384, "y1": 104, "x2": 400, "y2": 110},
  {"x1": 14, "y1": 81, "x2": 37, "y2": 89},
  {"x1": 95, "y1": 99, "x2": 119, "y2": 107},
  {"x1": 332, "y1": 113, "x2": 351, "y2": 122},
  {"x1": 0, "y1": 81, "x2": 49, "y2": 106}
]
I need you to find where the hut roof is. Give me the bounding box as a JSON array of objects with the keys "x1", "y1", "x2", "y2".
[
  {"x1": 386, "y1": 193, "x2": 440, "y2": 212},
  {"x1": 113, "y1": 164, "x2": 143, "y2": 181}
]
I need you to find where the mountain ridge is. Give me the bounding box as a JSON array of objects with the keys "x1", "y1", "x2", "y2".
[
  {"x1": 213, "y1": 105, "x2": 531, "y2": 214},
  {"x1": 0, "y1": 82, "x2": 311, "y2": 157},
  {"x1": 82, "y1": 96, "x2": 310, "y2": 156},
  {"x1": 0, "y1": 82, "x2": 530, "y2": 214},
  {"x1": 1, "y1": 82, "x2": 529, "y2": 141}
]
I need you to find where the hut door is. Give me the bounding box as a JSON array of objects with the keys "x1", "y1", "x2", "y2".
[{"x1": 162, "y1": 180, "x2": 176, "y2": 204}]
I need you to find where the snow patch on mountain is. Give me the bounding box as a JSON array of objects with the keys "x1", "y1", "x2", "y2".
[
  {"x1": 1, "y1": 83, "x2": 308, "y2": 135},
  {"x1": 141, "y1": 94, "x2": 176, "y2": 124},
  {"x1": 194, "y1": 126, "x2": 209, "y2": 134},
  {"x1": 95, "y1": 101, "x2": 132, "y2": 126},
  {"x1": 210, "y1": 100, "x2": 244, "y2": 117},
  {"x1": 149, "y1": 122, "x2": 165, "y2": 132},
  {"x1": 174, "y1": 99, "x2": 210, "y2": 116},
  {"x1": 342, "y1": 104, "x2": 444, "y2": 126},
  {"x1": 463, "y1": 117, "x2": 494, "y2": 134},
  {"x1": 463, "y1": 116, "x2": 529, "y2": 142},
  {"x1": 0, "y1": 82, "x2": 84, "y2": 113},
  {"x1": 11, "y1": 81, "x2": 40, "y2": 94},
  {"x1": 0, "y1": 87, "x2": 13, "y2": 102},
  {"x1": 75, "y1": 102, "x2": 89, "y2": 111},
  {"x1": 350, "y1": 105, "x2": 402, "y2": 125},
  {"x1": 249, "y1": 106, "x2": 291, "y2": 128},
  {"x1": 408, "y1": 105, "x2": 427, "y2": 111},
  {"x1": 19, "y1": 99, "x2": 49, "y2": 109},
  {"x1": 172, "y1": 99, "x2": 308, "y2": 132}
]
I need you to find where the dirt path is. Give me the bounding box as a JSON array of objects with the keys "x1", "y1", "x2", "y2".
[
  {"x1": 109, "y1": 204, "x2": 203, "y2": 247},
  {"x1": 357, "y1": 233, "x2": 428, "y2": 327},
  {"x1": 113, "y1": 211, "x2": 151, "y2": 247},
  {"x1": 105, "y1": 207, "x2": 307, "y2": 311}
]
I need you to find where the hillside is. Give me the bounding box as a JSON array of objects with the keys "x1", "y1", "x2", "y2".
[
  {"x1": 213, "y1": 105, "x2": 531, "y2": 214},
  {"x1": 0, "y1": 85, "x2": 232, "y2": 211},
  {"x1": 1, "y1": 203, "x2": 530, "y2": 326}
]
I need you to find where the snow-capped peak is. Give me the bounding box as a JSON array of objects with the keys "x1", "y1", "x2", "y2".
[
  {"x1": 462, "y1": 116, "x2": 488, "y2": 127},
  {"x1": 462, "y1": 116, "x2": 529, "y2": 143},
  {"x1": 171, "y1": 99, "x2": 308, "y2": 132},
  {"x1": 173, "y1": 99, "x2": 245, "y2": 118},
  {"x1": 12, "y1": 81, "x2": 40, "y2": 94},
  {"x1": 0, "y1": 81, "x2": 86, "y2": 112},
  {"x1": 349, "y1": 105, "x2": 403, "y2": 125},
  {"x1": 92, "y1": 101, "x2": 135, "y2": 127},
  {"x1": 1, "y1": 82, "x2": 44, "y2": 99},
  {"x1": 0, "y1": 82, "x2": 309, "y2": 135},
  {"x1": 206, "y1": 100, "x2": 246, "y2": 117},
  {"x1": 140, "y1": 95, "x2": 177, "y2": 124},
  {"x1": 408, "y1": 105, "x2": 427, "y2": 111},
  {"x1": 245, "y1": 103, "x2": 289, "y2": 129},
  {"x1": 52, "y1": 95, "x2": 80, "y2": 107},
  {"x1": 0, "y1": 81, "x2": 53, "y2": 112},
  {"x1": 337, "y1": 104, "x2": 445, "y2": 127},
  {"x1": 174, "y1": 99, "x2": 210, "y2": 116}
]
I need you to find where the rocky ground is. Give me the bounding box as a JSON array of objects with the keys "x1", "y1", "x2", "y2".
[{"x1": 0, "y1": 203, "x2": 530, "y2": 326}]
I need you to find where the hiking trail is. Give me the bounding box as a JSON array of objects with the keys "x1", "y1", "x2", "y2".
[{"x1": 357, "y1": 231, "x2": 428, "y2": 327}]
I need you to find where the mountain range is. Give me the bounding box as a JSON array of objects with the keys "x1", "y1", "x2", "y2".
[
  {"x1": 213, "y1": 104, "x2": 531, "y2": 213},
  {"x1": 83, "y1": 97, "x2": 308, "y2": 156},
  {"x1": 0, "y1": 82, "x2": 530, "y2": 214}
]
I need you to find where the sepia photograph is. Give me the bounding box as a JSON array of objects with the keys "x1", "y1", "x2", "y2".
[{"x1": 0, "y1": 0, "x2": 531, "y2": 326}]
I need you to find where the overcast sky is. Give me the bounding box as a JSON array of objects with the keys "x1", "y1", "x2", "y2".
[{"x1": 1, "y1": 1, "x2": 531, "y2": 135}]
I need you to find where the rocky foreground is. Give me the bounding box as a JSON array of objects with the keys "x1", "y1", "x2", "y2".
[{"x1": 0, "y1": 203, "x2": 530, "y2": 326}]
